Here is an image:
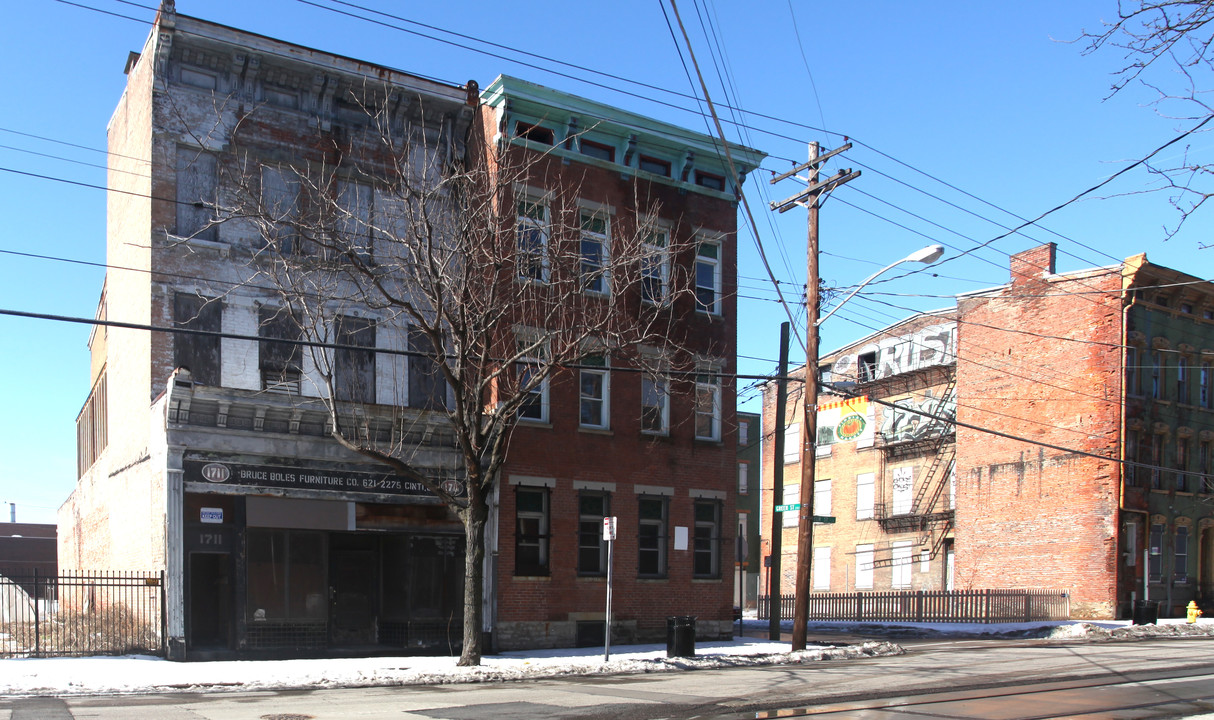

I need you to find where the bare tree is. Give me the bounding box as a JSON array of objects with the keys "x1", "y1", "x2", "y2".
[
  {"x1": 1082, "y1": 1, "x2": 1214, "y2": 238},
  {"x1": 201, "y1": 85, "x2": 709, "y2": 665}
]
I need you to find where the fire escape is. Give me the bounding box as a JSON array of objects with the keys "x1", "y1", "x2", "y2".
[{"x1": 870, "y1": 375, "x2": 956, "y2": 568}]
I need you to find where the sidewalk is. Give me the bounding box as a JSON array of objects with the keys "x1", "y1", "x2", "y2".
[{"x1": 2, "y1": 618, "x2": 1210, "y2": 697}]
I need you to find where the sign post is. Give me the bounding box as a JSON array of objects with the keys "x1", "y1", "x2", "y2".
[{"x1": 603, "y1": 516, "x2": 617, "y2": 661}]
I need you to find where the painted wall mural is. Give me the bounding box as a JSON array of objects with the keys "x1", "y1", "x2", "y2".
[
  {"x1": 880, "y1": 387, "x2": 956, "y2": 443},
  {"x1": 830, "y1": 323, "x2": 956, "y2": 383}
]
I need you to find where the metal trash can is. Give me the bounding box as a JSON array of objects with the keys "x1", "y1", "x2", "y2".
[
  {"x1": 666, "y1": 615, "x2": 696, "y2": 657},
  {"x1": 1132, "y1": 600, "x2": 1158, "y2": 625}
]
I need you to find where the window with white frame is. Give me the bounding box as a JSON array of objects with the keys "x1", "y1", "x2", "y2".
[
  {"x1": 515, "y1": 486, "x2": 550, "y2": 576},
  {"x1": 641, "y1": 229, "x2": 669, "y2": 304},
  {"x1": 856, "y1": 472, "x2": 875, "y2": 520},
  {"x1": 892, "y1": 541, "x2": 913, "y2": 588},
  {"x1": 739, "y1": 419, "x2": 750, "y2": 444},
  {"x1": 516, "y1": 199, "x2": 549, "y2": 282},
  {"x1": 812, "y1": 546, "x2": 830, "y2": 590},
  {"x1": 641, "y1": 369, "x2": 669, "y2": 434},
  {"x1": 737, "y1": 462, "x2": 749, "y2": 495},
  {"x1": 693, "y1": 499, "x2": 722, "y2": 578},
  {"x1": 694, "y1": 240, "x2": 721, "y2": 314},
  {"x1": 695, "y1": 365, "x2": 722, "y2": 441},
  {"x1": 920, "y1": 549, "x2": 930, "y2": 573},
  {"x1": 638, "y1": 496, "x2": 668, "y2": 577},
  {"x1": 516, "y1": 336, "x2": 549, "y2": 423},
  {"x1": 177, "y1": 148, "x2": 218, "y2": 241},
  {"x1": 577, "y1": 491, "x2": 610, "y2": 576},
  {"x1": 782, "y1": 483, "x2": 799, "y2": 528},
  {"x1": 814, "y1": 479, "x2": 831, "y2": 519},
  {"x1": 855, "y1": 544, "x2": 874, "y2": 589},
  {"x1": 579, "y1": 355, "x2": 609, "y2": 429},
  {"x1": 580, "y1": 211, "x2": 609, "y2": 294}
]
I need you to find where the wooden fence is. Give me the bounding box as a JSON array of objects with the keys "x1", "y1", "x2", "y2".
[{"x1": 759, "y1": 588, "x2": 1070, "y2": 624}]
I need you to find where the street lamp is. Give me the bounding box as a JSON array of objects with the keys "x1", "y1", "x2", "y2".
[
  {"x1": 790, "y1": 241, "x2": 944, "y2": 651},
  {"x1": 816, "y1": 244, "x2": 945, "y2": 327}
]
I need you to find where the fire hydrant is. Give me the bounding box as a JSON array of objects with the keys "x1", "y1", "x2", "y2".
[{"x1": 1187, "y1": 600, "x2": 1203, "y2": 624}]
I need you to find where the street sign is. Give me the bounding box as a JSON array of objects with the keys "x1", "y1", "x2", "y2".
[
  {"x1": 812, "y1": 516, "x2": 836, "y2": 524},
  {"x1": 602, "y1": 516, "x2": 617, "y2": 541},
  {"x1": 774, "y1": 503, "x2": 801, "y2": 512}
]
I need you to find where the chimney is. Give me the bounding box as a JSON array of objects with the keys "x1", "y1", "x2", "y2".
[{"x1": 1009, "y1": 243, "x2": 1056, "y2": 287}]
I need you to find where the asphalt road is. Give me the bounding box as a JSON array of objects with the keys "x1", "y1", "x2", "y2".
[{"x1": 3, "y1": 637, "x2": 1214, "y2": 720}]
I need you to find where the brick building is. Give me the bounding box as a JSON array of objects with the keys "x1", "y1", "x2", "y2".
[
  {"x1": 761, "y1": 244, "x2": 1214, "y2": 619},
  {"x1": 761, "y1": 310, "x2": 957, "y2": 595},
  {"x1": 958, "y1": 244, "x2": 1214, "y2": 618},
  {"x1": 478, "y1": 76, "x2": 763, "y2": 649},
  {"x1": 62, "y1": 3, "x2": 763, "y2": 659},
  {"x1": 736, "y1": 411, "x2": 762, "y2": 611}
]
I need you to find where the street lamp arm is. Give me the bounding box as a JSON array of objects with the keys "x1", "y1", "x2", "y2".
[{"x1": 814, "y1": 244, "x2": 944, "y2": 327}]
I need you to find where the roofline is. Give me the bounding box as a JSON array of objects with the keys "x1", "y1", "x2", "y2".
[
  {"x1": 820, "y1": 305, "x2": 956, "y2": 359},
  {"x1": 480, "y1": 74, "x2": 766, "y2": 169},
  {"x1": 159, "y1": 9, "x2": 468, "y2": 103}
]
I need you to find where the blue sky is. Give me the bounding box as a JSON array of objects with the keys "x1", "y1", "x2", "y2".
[{"x1": 2, "y1": 0, "x2": 1210, "y2": 525}]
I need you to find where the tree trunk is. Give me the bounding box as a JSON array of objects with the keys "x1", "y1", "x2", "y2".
[{"x1": 459, "y1": 486, "x2": 488, "y2": 666}]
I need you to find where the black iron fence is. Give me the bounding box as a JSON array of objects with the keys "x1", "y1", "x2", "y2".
[
  {"x1": 759, "y1": 588, "x2": 1070, "y2": 624},
  {"x1": 0, "y1": 571, "x2": 165, "y2": 658}
]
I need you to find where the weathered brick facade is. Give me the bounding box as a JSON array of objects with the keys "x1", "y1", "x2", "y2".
[
  {"x1": 61, "y1": 4, "x2": 764, "y2": 658},
  {"x1": 761, "y1": 243, "x2": 1214, "y2": 620},
  {"x1": 761, "y1": 311, "x2": 957, "y2": 597},
  {"x1": 956, "y1": 244, "x2": 1123, "y2": 617}
]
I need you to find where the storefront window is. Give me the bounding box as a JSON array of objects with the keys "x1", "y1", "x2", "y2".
[{"x1": 246, "y1": 529, "x2": 325, "y2": 621}]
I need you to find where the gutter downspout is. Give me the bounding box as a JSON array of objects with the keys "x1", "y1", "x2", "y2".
[{"x1": 1120, "y1": 260, "x2": 1150, "y2": 619}]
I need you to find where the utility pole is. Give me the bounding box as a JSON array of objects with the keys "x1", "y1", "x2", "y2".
[
  {"x1": 768, "y1": 322, "x2": 789, "y2": 641},
  {"x1": 770, "y1": 142, "x2": 859, "y2": 651}
]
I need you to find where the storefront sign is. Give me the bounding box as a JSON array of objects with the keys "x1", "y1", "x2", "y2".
[{"x1": 183, "y1": 460, "x2": 463, "y2": 499}]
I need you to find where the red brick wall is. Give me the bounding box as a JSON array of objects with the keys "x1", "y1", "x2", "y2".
[
  {"x1": 489, "y1": 109, "x2": 740, "y2": 636},
  {"x1": 955, "y1": 244, "x2": 1123, "y2": 617}
]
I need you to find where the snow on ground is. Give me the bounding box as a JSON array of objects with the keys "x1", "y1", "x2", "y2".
[
  {"x1": 0, "y1": 637, "x2": 899, "y2": 697},
  {"x1": 1, "y1": 617, "x2": 1210, "y2": 697}
]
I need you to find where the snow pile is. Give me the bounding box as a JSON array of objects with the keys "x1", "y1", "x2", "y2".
[
  {"x1": 1047, "y1": 621, "x2": 1214, "y2": 641},
  {"x1": 0, "y1": 639, "x2": 900, "y2": 697}
]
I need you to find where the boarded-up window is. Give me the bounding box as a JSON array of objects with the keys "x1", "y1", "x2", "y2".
[
  {"x1": 259, "y1": 308, "x2": 301, "y2": 393},
  {"x1": 261, "y1": 165, "x2": 302, "y2": 254},
  {"x1": 176, "y1": 148, "x2": 217, "y2": 240},
  {"x1": 812, "y1": 546, "x2": 830, "y2": 590},
  {"x1": 408, "y1": 327, "x2": 447, "y2": 410},
  {"x1": 173, "y1": 293, "x2": 221, "y2": 386},
  {"x1": 892, "y1": 467, "x2": 914, "y2": 515},
  {"x1": 334, "y1": 316, "x2": 375, "y2": 403},
  {"x1": 336, "y1": 180, "x2": 374, "y2": 261},
  {"x1": 892, "y1": 541, "x2": 913, "y2": 588}
]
